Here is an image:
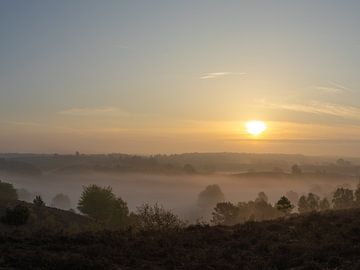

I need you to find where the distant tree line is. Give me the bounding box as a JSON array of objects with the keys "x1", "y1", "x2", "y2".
[
  {"x1": 211, "y1": 183, "x2": 360, "y2": 225},
  {"x1": 2, "y1": 178, "x2": 360, "y2": 230}
]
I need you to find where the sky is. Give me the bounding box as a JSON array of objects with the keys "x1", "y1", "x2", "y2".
[{"x1": 1, "y1": 0, "x2": 360, "y2": 156}]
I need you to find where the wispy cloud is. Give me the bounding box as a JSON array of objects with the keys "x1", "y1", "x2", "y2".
[
  {"x1": 312, "y1": 81, "x2": 350, "y2": 94},
  {"x1": 58, "y1": 107, "x2": 123, "y2": 116},
  {"x1": 200, "y1": 72, "x2": 246, "y2": 79},
  {"x1": 260, "y1": 100, "x2": 360, "y2": 120}
]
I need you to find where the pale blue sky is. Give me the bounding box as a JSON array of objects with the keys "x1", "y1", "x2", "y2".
[{"x1": 1, "y1": 1, "x2": 360, "y2": 155}]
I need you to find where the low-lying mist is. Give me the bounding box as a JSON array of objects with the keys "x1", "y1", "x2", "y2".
[{"x1": 2, "y1": 171, "x2": 358, "y2": 222}]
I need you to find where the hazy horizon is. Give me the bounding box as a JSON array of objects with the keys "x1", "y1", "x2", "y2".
[{"x1": 1, "y1": 1, "x2": 360, "y2": 155}]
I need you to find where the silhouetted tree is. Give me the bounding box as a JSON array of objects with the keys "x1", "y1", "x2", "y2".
[
  {"x1": 0, "y1": 180, "x2": 18, "y2": 204},
  {"x1": 275, "y1": 196, "x2": 294, "y2": 214},
  {"x1": 298, "y1": 195, "x2": 309, "y2": 213},
  {"x1": 211, "y1": 202, "x2": 239, "y2": 225},
  {"x1": 307, "y1": 193, "x2": 320, "y2": 211},
  {"x1": 197, "y1": 184, "x2": 225, "y2": 209},
  {"x1": 135, "y1": 203, "x2": 185, "y2": 231},
  {"x1": 77, "y1": 185, "x2": 129, "y2": 228},
  {"x1": 332, "y1": 188, "x2": 354, "y2": 209},
  {"x1": 253, "y1": 199, "x2": 281, "y2": 220},
  {"x1": 78, "y1": 186, "x2": 110, "y2": 216},
  {"x1": 319, "y1": 197, "x2": 330, "y2": 211},
  {"x1": 107, "y1": 197, "x2": 129, "y2": 229},
  {"x1": 78, "y1": 185, "x2": 115, "y2": 220},
  {"x1": 33, "y1": 195, "x2": 45, "y2": 207},
  {"x1": 256, "y1": 192, "x2": 268, "y2": 203},
  {"x1": 51, "y1": 193, "x2": 71, "y2": 210},
  {"x1": 298, "y1": 193, "x2": 320, "y2": 213},
  {"x1": 1, "y1": 204, "x2": 30, "y2": 226},
  {"x1": 291, "y1": 164, "x2": 302, "y2": 175}
]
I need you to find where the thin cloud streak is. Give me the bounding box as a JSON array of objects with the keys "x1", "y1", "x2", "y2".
[
  {"x1": 200, "y1": 72, "x2": 246, "y2": 79},
  {"x1": 261, "y1": 100, "x2": 360, "y2": 120},
  {"x1": 312, "y1": 81, "x2": 350, "y2": 94}
]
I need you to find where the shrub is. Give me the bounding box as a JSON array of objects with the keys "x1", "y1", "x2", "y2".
[{"x1": 135, "y1": 203, "x2": 185, "y2": 231}]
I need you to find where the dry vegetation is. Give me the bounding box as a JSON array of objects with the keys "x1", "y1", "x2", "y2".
[{"x1": 1, "y1": 208, "x2": 360, "y2": 269}]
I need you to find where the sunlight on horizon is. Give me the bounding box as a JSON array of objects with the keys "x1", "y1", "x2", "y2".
[{"x1": 246, "y1": 120, "x2": 267, "y2": 136}]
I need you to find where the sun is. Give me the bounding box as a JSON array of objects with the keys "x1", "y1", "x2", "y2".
[{"x1": 246, "y1": 120, "x2": 267, "y2": 136}]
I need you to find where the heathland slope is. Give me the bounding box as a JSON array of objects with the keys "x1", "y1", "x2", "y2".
[{"x1": 1, "y1": 208, "x2": 360, "y2": 269}]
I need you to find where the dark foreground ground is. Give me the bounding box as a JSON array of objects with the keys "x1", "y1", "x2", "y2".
[{"x1": 1, "y1": 209, "x2": 360, "y2": 270}]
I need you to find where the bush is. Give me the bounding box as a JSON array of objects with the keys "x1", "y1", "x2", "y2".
[{"x1": 135, "y1": 203, "x2": 185, "y2": 231}]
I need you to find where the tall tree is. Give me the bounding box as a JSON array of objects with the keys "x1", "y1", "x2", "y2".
[
  {"x1": 212, "y1": 202, "x2": 239, "y2": 225},
  {"x1": 78, "y1": 185, "x2": 116, "y2": 221},
  {"x1": 307, "y1": 193, "x2": 320, "y2": 211},
  {"x1": 332, "y1": 188, "x2": 354, "y2": 209},
  {"x1": 319, "y1": 197, "x2": 330, "y2": 211},
  {"x1": 77, "y1": 185, "x2": 129, "y2": 228},
  {"x1": 298, "y1": 195, "x2": 309, "y2": 214},
  {"x1": 275, "y1": 196, "x2": 294, "y2": 215}
]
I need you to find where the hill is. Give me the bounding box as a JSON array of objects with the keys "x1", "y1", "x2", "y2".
[
  {"x1": 0, "y1": 201, "x2": 94, "y2": 234},
  {"x1": 1, "y1": 208, "x2": 360, "y2": 269}
]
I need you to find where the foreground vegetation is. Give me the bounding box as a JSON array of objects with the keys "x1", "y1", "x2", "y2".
[
  {"x1": 2, "y1": 178, "x2": 360, "y2": 269},
  {"x1": 1, "y1": 208, "x2": 360, "y2": 269}
]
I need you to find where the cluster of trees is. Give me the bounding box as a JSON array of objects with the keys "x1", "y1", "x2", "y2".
[
  {"x1": 211, "y1": 192, "x2": 292, "y2": 225},
  {"x1": 212, "y1": 183, "x2": 360, "y2": 226},
  {"x1": 76, "y1": 185, "x2": 185, "y2": 230},
  {"x1": 297, "y1": 184, "x2": 360, "y2": 213},
  {"x1": 0, "y1": 179, "x2": 185, "y2": 231},
  {"x1": 3, "y1": 177, "x2": 360, "y2": 230}
]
